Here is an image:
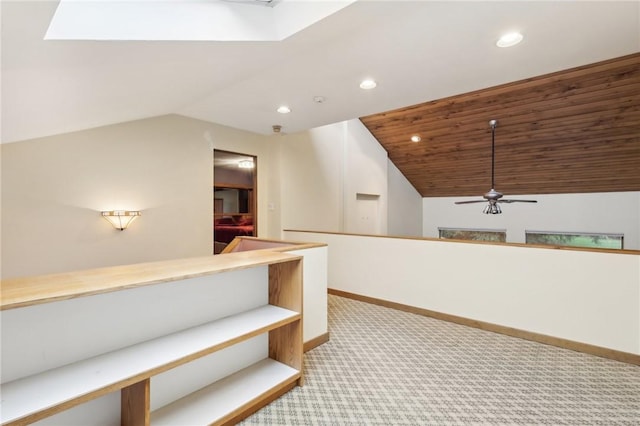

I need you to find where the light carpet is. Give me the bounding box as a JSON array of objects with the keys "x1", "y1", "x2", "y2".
[{"x1": 240, "y1": 295, "x2": 640, "y2": 425}]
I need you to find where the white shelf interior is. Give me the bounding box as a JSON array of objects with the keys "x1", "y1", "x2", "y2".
[
  {"x1": 151, "y1": 358, "x2": 299, "y2": 426},
  {"x1": 0, "y1": 305, "x2": 298, "y2": 425}
]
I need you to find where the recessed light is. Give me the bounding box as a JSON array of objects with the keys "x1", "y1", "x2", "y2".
[
  {"x1": 496, "y1": 32, "x2": 523, "y2": 48},
  {"x1": 410, "y1": 135, "x2": 421, "y2": 143},
  {"x1": 277, "y1": 105, "x2": 291, "y2": 114},
  {"x1": 359, "y1": 79, "x2": 377, "y2": 90}
]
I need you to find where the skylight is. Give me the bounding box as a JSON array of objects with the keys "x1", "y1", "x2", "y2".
[
  {"x1": 222, "y1": 0, "x2": 279, "y2": 5},
  {"x1": 45, "y1": 0, "x2": 356, "y2": 41}
]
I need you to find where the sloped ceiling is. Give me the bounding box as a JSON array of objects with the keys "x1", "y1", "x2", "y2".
[
  {"x1": 361, "y1": 54, "x2": 640, "y2": 198},
  {"x1": 2, "y1": 1, "x2": 639, "y2": 144}
]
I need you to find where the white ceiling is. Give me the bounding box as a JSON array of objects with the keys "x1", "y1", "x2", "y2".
[{"x1": 2, "y1": 1, "x2": 639, "y2": 144}]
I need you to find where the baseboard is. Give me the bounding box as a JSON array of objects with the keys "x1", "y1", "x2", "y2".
[
  {"x1": 328, "y1": 288, "x2": 640, "y2": 366},
  {"x1": 304, "y1": 332, "x2": 330, "y2": 353}
]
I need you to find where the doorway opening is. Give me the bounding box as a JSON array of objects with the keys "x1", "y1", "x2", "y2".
[{"x1": 213, "y1": 150, "x2": 257, "y2": 254}]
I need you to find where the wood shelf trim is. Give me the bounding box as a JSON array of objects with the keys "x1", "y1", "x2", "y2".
[
  {"x1": 0, "y1": 305, "x2": 299, "y2": 426},
  {"x1": 0, "y1": 251, "x2": 300, "y2": 311},
  {"x1": 151, "y1": 358, "x2": 299, "y2": 425},
  {"x1": 121, "y1": 379, "x2": 150, "y2": 426}
]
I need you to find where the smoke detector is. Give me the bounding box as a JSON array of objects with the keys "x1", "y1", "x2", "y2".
[{"x1": 272, "y1": 124, "x2": 282, "y2": 133}]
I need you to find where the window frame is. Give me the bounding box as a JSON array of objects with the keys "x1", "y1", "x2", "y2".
[
  {"x1": 525, "y1": 230, "x2": 624, "y2": 250},
  {"x1": 438, "y1": 227, "x2": 507, "y2": 243}
]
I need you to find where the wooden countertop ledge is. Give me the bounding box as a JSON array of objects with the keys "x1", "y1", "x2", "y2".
[{"x1": 0, "y1": 251, "x2": 300, "y2": 311}]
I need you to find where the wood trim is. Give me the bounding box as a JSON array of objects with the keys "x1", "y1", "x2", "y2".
[
  {"x1": 283, "y1": 229, "x2": 640, "y2": 255},
  {"x1": 304, "y1": 332, "x2": 330, "y2": 353},
  {"x1": 269, "y1": 260, "x2": 303, "y2": 313},
  {"x1": 214, "y1": 183, "x2": 253, "y2": 190},
  {"x1": 268, "y1": 260, "x2": 304, "y2": 383},
  {"x1": 230, "y1": 236, "x2": 328, "y2": 251},
  {"x1": 278, "y1": 242, "x2": 328, "y2": 251},
  {"x1": 328, "y1": 288, "x2": 640, "y2": 366},
  {"x1": 221, "y1": 237, "x2": 242, "y2": 253},
  {"x1": 121, "y1": 379, "x2": 150, "y2": 426},
  {"x1": 269, "y1": 322, "x2": 304, "y2": 383}
]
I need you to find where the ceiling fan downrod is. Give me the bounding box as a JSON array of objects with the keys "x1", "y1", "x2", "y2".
[
  {"x1": 453, "y1": 118, "x2": 537, "y2": 213},
  {"x1": 489, "y1": 119, "x2": 497, "y2": 191}
]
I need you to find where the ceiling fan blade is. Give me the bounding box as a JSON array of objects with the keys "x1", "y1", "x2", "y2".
[
  {"x1": 499, "y1": 199, "x2": 538, "y2": 203},
  {"x1": 454, "y1": 200, "x2": 487, "y2": 204}
]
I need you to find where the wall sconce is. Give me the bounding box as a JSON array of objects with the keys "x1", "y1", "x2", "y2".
[{"x1": 101, "y1": 210, "x2": 141, "y2": 230}]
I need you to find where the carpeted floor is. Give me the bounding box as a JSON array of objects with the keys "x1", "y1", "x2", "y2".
[{"x1": 240, "y1": 294, "x2": 640, "y2": 425}]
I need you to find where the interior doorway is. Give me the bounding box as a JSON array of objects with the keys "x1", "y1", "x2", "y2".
[{"x1": 213, "y1": 150, "x2": 257, "y2": 254}]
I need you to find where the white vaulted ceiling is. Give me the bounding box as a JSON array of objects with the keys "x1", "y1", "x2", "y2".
[{"x1": 1, "y1": 0, "x2": 639, "y2": 143}]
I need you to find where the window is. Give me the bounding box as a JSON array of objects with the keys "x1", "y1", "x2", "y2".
[
  {"x1": 438, "y1": 228, "x2": 506, "y2": 243},
  {"x1": 525, "y1": 231, "x2": 623, "y2": 250}
]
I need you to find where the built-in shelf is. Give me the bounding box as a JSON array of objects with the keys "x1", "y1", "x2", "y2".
[
  {"x1": 0, "y1": 252, "x2": 303, "y2": 426},
  {"x1": 152, "y1": 358, "x2": 298, "y2": 425}
]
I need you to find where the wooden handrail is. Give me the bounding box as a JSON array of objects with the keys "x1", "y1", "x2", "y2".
[
  {"x1": 0, "y1": 251, "x2": 298, "y2": 311},
  {"x1": 283, "y1": 229, "x2": 640, "y2": 255}
]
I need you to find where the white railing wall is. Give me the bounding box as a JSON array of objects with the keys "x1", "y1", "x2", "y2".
[
  {"x1": 224, "y1": 238, "x2": 328, "y2": 345},
  {"x1": 284, "y1": 231, "x2": 640, "y2": 356}
]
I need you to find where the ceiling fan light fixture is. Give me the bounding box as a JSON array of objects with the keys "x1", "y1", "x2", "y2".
[{"x1": 482, "y1": 202, "x2": 502, "y2": 214}]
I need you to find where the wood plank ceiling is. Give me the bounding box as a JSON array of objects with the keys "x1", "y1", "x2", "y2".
[{"x1": 360, "y1": 53, "x2": 640, "y2": 198}]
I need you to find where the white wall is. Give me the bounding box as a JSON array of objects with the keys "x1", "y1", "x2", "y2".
[
  {"x1": 285, "y1": 231, "x2": 640, "y2": 356},
  {"x1": 1, "y1": 113, "x2": 422, "y2": 278},
  {"x1": 388, "y1": 160, "x2": 423, "y2": 237},
  {"x1": 424, "y1": 192, "x2": 640, "y2": 250},
  {"x1": 277, "y1": 119, "x2": 421, "y2": 236},
  {"x1": 277, "y1": 123, "x2": 345, "y2": 232},
  {"x1": 1, "y1": 114, "x2": 278, "y2": 279},
  {"x1": 343, "y1": 119, "x2": 389, "y2": 234},
  {"x1": 285, "y1": 246, "x2": 328, "y2": 343}
]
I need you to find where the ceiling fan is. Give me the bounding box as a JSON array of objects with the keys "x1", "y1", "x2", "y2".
[{"x1": 455, "y1": 119, "x2": 537, "y2": 214}]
